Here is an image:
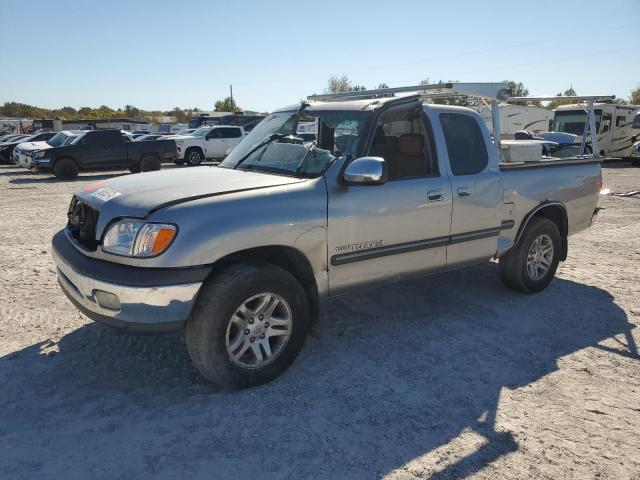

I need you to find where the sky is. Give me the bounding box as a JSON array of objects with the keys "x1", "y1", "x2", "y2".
[{"x1": 1, "y1": 0, "x2": 639, "y2": 113}]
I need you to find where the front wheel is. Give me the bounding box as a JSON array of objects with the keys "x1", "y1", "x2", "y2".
[
  {"x1": 186, "y1": 262, "x2": 310, "y2": 389},
  {"x1": 53, "y1": 158, "x2": 79, "y2": 180},
  {"x1": 184, "y1": 148, "x2": 204, "y2": 166},
  {"x1": 500, "y1": 217, "x2": 561, "y2": 293}
]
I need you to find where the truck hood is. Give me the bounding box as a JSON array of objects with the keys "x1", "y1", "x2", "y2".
[{"x1": 74, "y1": 166, "x2": 305, "y2": 235}]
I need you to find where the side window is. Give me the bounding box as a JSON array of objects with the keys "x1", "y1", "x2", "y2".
[
  {"x1": 367, "y1": 104, "x2": 437, "y2": 180},
  {"x1": 439, "y1": 113, "x2": 488, "y2": 176},
  {"x1": 600, "y1": 113, "x2": 612, "y2": 134},
  {"x1": 222, "y1": 128, "x2": 242, "y2": 138},
  {"x1": 616, "y1": 116, "x2": 626, "y2": 128}
]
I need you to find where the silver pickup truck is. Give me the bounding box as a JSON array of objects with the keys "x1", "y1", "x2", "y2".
[{"x1": 52, "y1": 96, "x2": 601, "y2": 388}]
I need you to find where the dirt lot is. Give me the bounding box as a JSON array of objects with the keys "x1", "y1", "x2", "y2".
[{"x1": 0, "y1": 163, "x2": 638, "y2": 479}]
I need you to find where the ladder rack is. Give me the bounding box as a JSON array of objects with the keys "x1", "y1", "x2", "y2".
[{"x1": 308, "y1": 83, "x2": 614, "y2": 160}]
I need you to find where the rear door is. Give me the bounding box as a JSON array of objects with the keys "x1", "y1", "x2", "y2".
[
  {"x1": 220, "y1": 127, "x2": 244, "y2": 156},
  {"x1": 438, "y1": 111, "x2": 504, "y2": 268}
]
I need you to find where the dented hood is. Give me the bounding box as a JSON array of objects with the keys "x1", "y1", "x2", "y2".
[{"x1": 73, "y1": 166, "x2": 304, "y2": 235}]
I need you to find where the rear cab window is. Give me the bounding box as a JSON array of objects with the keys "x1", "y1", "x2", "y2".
[{"x1": 439, "y1": 113, "x2": 488, "y2": 175}]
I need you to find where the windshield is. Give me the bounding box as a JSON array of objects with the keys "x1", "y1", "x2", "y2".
[
  {"x1": 553, "y1": 109, "x2": 602, "y2": 135},
  {"x1": 47, "y1": 133, "x2": 69, "y2": 147},
  {"x1": 220, "y1": 109, "x2": 368, "y2": 178},
  {"x1": 191, "y1": 127, "x2": 211, "y2": 138}
]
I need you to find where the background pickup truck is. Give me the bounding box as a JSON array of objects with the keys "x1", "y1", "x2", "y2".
[
  {"x1": 32, "y1": 129, "x2": 177, "y2": 179},
  {"x1": 173, "y1": 125, "x2": 246, "y2": 166},
  {"x1": 52, "y1": 96, "x2": 601, "y2": 389}
]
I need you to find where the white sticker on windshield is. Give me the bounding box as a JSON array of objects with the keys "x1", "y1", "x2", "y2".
[{"x1": 91, "y1": 188, "x2": 121, "y2": 202}]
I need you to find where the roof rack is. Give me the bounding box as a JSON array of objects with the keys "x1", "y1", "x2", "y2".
[
  {"x1": 307, "y1": 82, "x2": 510, "y2": 103},
  {"x1": 308, "y1": 82, "x2": 614, "y2": 160}
]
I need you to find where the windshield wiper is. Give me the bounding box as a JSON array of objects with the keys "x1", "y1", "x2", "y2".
[{"x1": 234, "y1": 133, "x2": 288, "y2": 170}]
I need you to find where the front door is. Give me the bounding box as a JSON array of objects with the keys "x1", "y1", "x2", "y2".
[
  {"x1": 204, "y1": 128, "x2": 225, "y2": 158},
  {"x1": 328, "y1": 101, "x2": 453, "y2": 294},
  {"x1": 438, "y1": 111, "x2": 504, "y2": 268}
]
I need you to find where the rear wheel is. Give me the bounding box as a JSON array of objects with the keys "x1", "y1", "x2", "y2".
[
  {"x1": 186, "y1": 262, "x2": 310, "y2": 389},
  {"x1": 185, "y1": 148, "x2": 204, "y2": 166},
  {"x1": 500, "y1": 217, "x2": 561, "y2": 293},
  {"x1": 140, "y1": 156, "x2": 161, "y2": 172},
  {"x1": 53, "y1": 158, "x2": 79, "y2": 180}
]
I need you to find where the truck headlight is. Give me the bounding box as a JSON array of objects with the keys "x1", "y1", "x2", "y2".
[
  {"x1": 33, "y1": 150, "x2": 47, "y2": 158},
  {"x1": 102, "y1": 220, "x2": 177, "y2": 257}
]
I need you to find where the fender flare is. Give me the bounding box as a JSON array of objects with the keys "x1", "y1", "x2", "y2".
[{"x1": 515, "y1": 201, "x2": 568, "y2": 260}]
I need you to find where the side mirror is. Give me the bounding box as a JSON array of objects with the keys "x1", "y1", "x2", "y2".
[{"x1": 343, "y1": 156, "x2": 386, "y2": 185}]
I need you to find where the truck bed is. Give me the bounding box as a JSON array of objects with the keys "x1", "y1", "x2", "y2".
[{"x1": 499, "y1": 158, "x2": 601, "y2": 242}]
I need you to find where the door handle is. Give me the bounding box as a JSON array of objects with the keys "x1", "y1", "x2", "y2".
[
  {"x1": 427, "y1": 189, "x2": 443, "y2": 201},
  {"x1": 457, "y1": 187, "x2": 471, "y2": 197}
]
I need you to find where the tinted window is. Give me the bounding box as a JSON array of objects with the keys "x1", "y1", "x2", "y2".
[
  {"x1": 86, "y1": 130, "x2": 118, "y2": 146},
  {"x1": 367, "y1": 103, "x2": 437, "y2": 180},
  {"x1": 440, "y1": 113, "x2": 488, "y2": 176},
  {"x1": 221, "y1": 127, "x2": 242, "y2": 138}
]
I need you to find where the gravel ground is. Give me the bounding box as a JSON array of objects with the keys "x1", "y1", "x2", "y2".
[{"x1": 0, "y1": 163, "x2": 638, "y2": 480}]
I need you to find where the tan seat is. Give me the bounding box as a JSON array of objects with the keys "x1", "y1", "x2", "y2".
[{"x1": 387, "y1": 133, "x2": 425, "y2": 179}]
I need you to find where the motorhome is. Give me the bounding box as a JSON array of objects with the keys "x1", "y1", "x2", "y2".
[
  {"x1": 479, "y1": 104, "x2": 553, "y2": 138},
  {"x1": 552, "y1": 103, "x2": 639, "y2": 158}
]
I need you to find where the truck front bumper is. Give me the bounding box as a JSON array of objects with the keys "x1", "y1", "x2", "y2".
[{"x1": 52, "y1": 230, "x2": 208, "y2": 333}]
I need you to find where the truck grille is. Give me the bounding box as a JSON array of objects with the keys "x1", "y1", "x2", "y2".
[{"x1": 67, "y1": 196, "x2": 100, "y2": 250}]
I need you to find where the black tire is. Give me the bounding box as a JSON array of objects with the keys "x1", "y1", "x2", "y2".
[
  {"x1": 186, "y1": 262, "x2": 310, "y2": 389},
  {"x1": 630, "y1": 158, "x2": 640, "y2": 168},
  {"x1": 140, "y1": 156, "x2": 161, "y2": 172},
  {"x1": 500, "y1": 217, "x2": 561, "y2": 293},
  {"x1": 53, "y1": 158, "x2": 79, "y2": 180},
  {"x1": 184, "y1": 148, "x2": 204, "y2": 166}
]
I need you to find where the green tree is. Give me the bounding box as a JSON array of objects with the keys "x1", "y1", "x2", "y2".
[
  {"x1": 547, "y1": 86, "x2": 578, "y2": 110},
  {"x1": 214, "y1": 97, "x2": 239, "y2": 112},
  {"x1": 327, "y1": 75, "x2": 352, "y2": 93},
  {"x1": 172, "y1": 107, "x2": 187, "y2": 123},
  {"x1": 506, "y1": 80, "x2": 529, "y2": 98},
  {"x1": 629, "y1": 85, "x2": 640, "y2": 105}
]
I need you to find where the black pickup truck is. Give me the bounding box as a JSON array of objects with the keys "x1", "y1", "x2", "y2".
[{"x1": 30, "y1": 129, "x2": 177, "y2": 179}]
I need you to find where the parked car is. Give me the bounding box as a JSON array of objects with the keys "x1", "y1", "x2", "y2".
[
  {"x1": 30, "y1": 129, "x2": 177, "y2": 179},
  {"x1": 14, "y1": 130, "x2": 83, "y2": 168},
  {"x1": 631, "y1": 140, "x2": 640, "y2": 166},
  {"x1": 0, "y1": 131, "x2": 57, "y2": 164},
  {"x1": 174, "y1": 125, "x2": 246, "y2": 165},
  {"x1": 0, "y1": 134, "x2": 27, "y2": 143},
  {"x1": 52, "y1": 96, "x2": 601, "y2": 388}
]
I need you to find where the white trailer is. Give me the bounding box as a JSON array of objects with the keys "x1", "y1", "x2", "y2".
[
  {"x1": 551, "y1": 103, "x2": 640, "y2": 158},
  {"x1": 478, "y1": 104, "x2": 553, "y2": 138}
]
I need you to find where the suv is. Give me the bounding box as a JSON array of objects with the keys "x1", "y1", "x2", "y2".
[{"x1": 174, "y1": 126, "x2": 245, "y2": 166}]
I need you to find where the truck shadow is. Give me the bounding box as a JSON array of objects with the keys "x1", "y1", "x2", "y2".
[{"x1": 0, "y1": 263, "x2": 636, "y2": 478}]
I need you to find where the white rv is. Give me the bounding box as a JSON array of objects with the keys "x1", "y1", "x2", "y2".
[
  {"x1": 551, "y1": 103, "x2": 640, "y2": 158},
  {"x1": 479, "y1": 104, "x2": 553, "y2": 138}
]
